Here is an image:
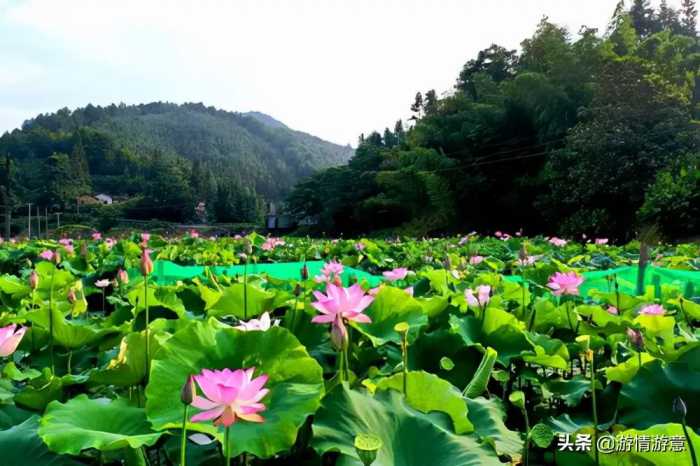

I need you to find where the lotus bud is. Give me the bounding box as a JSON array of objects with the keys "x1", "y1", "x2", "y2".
[
  {"x1": 293, "y1": 283, "x2": 302, "y2": 297},
  {"x1": 626, "y1": 328, "x2": 644, "y2": 351},
  {"x1": 354, "y1": 433, "x2": 382, "y2": 466},
  {"x1": 243, "y1": 240, "x2": 253, "y2": 256},
  {"x1": 29, "y1": 270, "x2": 39, "y2": 290},
  {"x1": 330, "y1": 316, "x2": 349, "y2": 351},
  {"x1": 181, "y1": 375, "x2": 195, "y2": 405},
  {"x1": 301, "y1": 264, "x2": 309, "y2": 281},
  {"x1": 443, "y1": 257, "x2": 452, "y2": 270},
  {"x1": 238, "y1": 253, "x2": 248, "y2": 264},
  {"x1": 52, "y1": 251, "x2": 61, "y2": 265},
  {"x1": 80, "y1": 241, "x2": 88, "y2": 258},
  {"x1": 673, "y1": 396, "x2": 687, "y2": 418},
  {"x1": 67, "y1": 288, "x2": 77, "y2": 304},
  {"x1": 518, "y1": 244, "x2": 528, "y2": 261},
  {"x1": 117, "y1": 268, "x2": 129, "y2": 285},
  {"x1": 140, "y1": 249, "x2": 153, "y2": 277}
]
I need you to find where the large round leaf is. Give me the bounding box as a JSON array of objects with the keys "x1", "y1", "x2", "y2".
[
  {"x1": 312, "y1": 384, "x2": 502, "y2": 466},
  {"x1": 145, "y1": 319, "x2": 324, "y2": 458},
  {"x1": 38, "y1": 395, "x2": 162, "y2": 454},
  {"x1": 375, "y1": 370, "x2": 474, "y2": 434},
  {"x1": 354, "y1": 287, "x2": 428, "y2": 346},
  {"x1": 618, "y1": 346, "x2": 700, "y2": 428},
  {"x1": 0, "y1": 416, "x2": 83, "y2": 466},
  {"x1": 466, "y1": 396, "x2": 523, "y2": 458}
]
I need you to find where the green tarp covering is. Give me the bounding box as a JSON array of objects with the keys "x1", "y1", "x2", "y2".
[
  {"x1": 139, "y1": 260, "x2": 698, "y2": 299},
  {"x1": 140, "y1": 260, "x2": 384, "y2": 286},
  {"x1": 505, "y1": 265, "x2": 699, "y2": 298}
]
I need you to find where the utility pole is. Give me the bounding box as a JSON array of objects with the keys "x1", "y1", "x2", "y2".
[
  {"x1": 45, "y1": 208, "x2": 48, "y2": 238},
  {"x1": 36, "y1": 206, "x2": 40, "y2": 238},
  {"x1": 55, "y1": 212, "x2": 61, "y2": 230},
  {"x1": 27, "y1": 203, "x2": 32, "y2": 240}
]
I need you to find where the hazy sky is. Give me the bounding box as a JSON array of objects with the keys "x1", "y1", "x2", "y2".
[{"x1": 0, "y1": 0, "x2": 684, "y2": 145}]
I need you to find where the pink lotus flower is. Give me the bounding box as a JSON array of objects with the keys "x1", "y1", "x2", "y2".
[
  {"x1": 627, "y1": 328, "x2": 644, "y2": 351},
  {"x1": 469, "y1": 255, "x2": 484, "y2": 265},
  {"x1": 235, "y1": 312, "x2": 279, "y2": 331},
  {"x1": 639, "y1": 304, "x2": 665, "y2": 316},
  {"x1": 465, "y1": 285, "x2": 491, "y2": 308},
  {"x1": 140, "y1": 232, "x2": 150, "y2": 246},
  {"x1": 595, "y1": 238, "x2": 609, "y2": 245},
  {"x1": 104, "y1": 238, "x2": 116, "y2": 249},
  {"x1": 117, "y1": 269, "x2": 129, "y2": 285},
  {"x1": 383, "y1": 267, "x2": 409, "y2": 282},
  {"x1": 59, "y1": 238, "x2": 73, "y2": 247},
  {"x1": 368, "y1": 286, "x2": 382, "y2": 297},
  {"x1": 62, "y1": 244, "x2": 75, "y2": 255},
  {"x1": 190, "y1": 230, "x2": 200, "y2": 238},
  {"x1": 191, "y1": 368, "x2": 269, "y2": 427},
  {"x1": 354, "y1": 242, "x2": 365, "y2": 251},
  {"x1": 0, "y1": 324, "x2": 26, "y2": 357},
  {"x1": 549, "y1": 237, "x2": 567, "y2": 247},
  {"x1": 141, "y1": 248, "x2": 154, "y2": 276},
  {"x1": 315, "y1": 260, "x2": 344, "y2": 284},
  {"x1": 404, "y1": 286, "x2": 414, "y2": 297},
  {"x1": 516, "y1": 255, "x2": 537, "y2": 266},
  {"x1": 261, "y1": 237, "x2": 284, "y2": 251},
  {"x1": 495, "y1": 231, "x2": 502, "y2": 238},
  {"x1": 92, "y1": 232, "x2": 102, "y2": 241},
  {"x1": 547, "y1": 271, "x2": 584, "y2": 296},
  {"x1": 311, "y1": 284, "x2": 374, "y2": 325},
  {"x1": 95, "y1": 279, "x2": 111, "y2": 288},
  {"x1": 39, "y1": 250, "x2": 55, "y2": 261},
  {"x1": 607, "y1": 306, "x2": 619, "y2": 315}
]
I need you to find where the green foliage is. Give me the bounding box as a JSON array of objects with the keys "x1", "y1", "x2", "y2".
[{"x1": 288, "y1": 3, "x2": 699, "y2": 240}]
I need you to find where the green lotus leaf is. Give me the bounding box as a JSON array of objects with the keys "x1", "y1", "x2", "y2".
[
  {"x1": 466, "y1": 396, "x2": 523, "y2": 457},
  {"x1": 89, "y1": 331, "x2": 165, "y2": 387},
  {"x1": 0, "y1": 416, "x2": 83, "y2": 465},
  {"x1": 376, "y1": 370, "x2": 473, "y2": 434},
  {"x1": 145, "y1": 319, "x2": 324, "y2": 458},
  {"x1": 598, "y1": 423, "x2": 700, "y2": 466},
  {"x1": 354, "y1": 287, "x2": 428, "y2": 347},
  {"x1": 449, "y1": 311, "x2": 533, "y2": 365},
  {"x1": 618, "y1": 346, "x2": 700, "y2": 428},
  {"x1": 15, "y1": 371, "x2": 88, "y2": 411},
  {"x1": 200, "y1": 282, "x2": 275, "y2": 318},
  {"x1": 128, "y1": 282, "x2": 187, "y2": 320},
  {"x1": 26, "y1": 306, "x2": 120, "y2": 349},
  {"x1": 604, "y1": 352, "x2": 655, "y2": 384},
  {"x1": 312, "y1": 384, "x2": 502, "y2": 466},
  {"x1": 38, "y1": 395, "x2": 162, "y2": 454}
]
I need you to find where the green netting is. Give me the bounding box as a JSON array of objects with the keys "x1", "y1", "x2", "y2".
[
  {"x1": 137, "y1": 260, "x2": 384, "y2": 286},
  {"x1": 505, "y1": 265, "x2": 699, "y2": 298},
  {"x1": 137, "y1": 260, "x2": 698, "y2": 299}
]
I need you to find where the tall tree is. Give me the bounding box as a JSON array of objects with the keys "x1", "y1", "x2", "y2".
[
  {"x1": 394, "y1": 120, "x2": 405, "y2": 144},
  {"x1": 423, "y1": 90, "x2": 438, "y2": 115},
  {"x1": 630, "y1": 0, "x2": 657, "y2": 37},
  {"x1": 410, "y1": 92, "x2": 423, "y2": 119},
  {"x1": 658, "y1": 0, "x2": 681, "y2": 32},
  {"x1": 681, "y1": 0, "x2": 698, "y2": 36}
]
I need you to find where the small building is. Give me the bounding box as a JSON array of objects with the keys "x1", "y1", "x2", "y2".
[{"x1": 95, "y1": 194, "x2": 113, "y2": 205}]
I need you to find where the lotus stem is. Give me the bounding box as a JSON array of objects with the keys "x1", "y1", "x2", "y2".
[
  {"x1": 49, "y1": 267, "x2": 55, "y2": 373},
  {"x1": 590, "y1": 351, "x2": 599, "y2": 466},
  {"x1": 243, "y1": 262, "x2": 248, "y2": 319},
  {"x1": 144, "y1": 275, "x2": 150, "y2": 383},
  {"x1": 681, "y1": 420, "x2": 698, "y2": 466},
  {"x1": 180, "y1": 404, "x2": 188, "y2": 466},
  {"x1": 224, "y1": 426, "x2": 231, "y2": 466},
  {"x1": 523, "y1": 404, "x2": 530, "y2": 466},
  {"x1": 401, "y1": 331, "x2": 408, "y2": 395},
  {"x1": 338, "y1": 349, "x2": 346, "y2": 382}
]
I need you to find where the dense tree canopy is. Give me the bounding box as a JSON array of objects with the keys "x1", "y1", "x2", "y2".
[
  {"x1": 288, "y1": 1, "x2": 699, "y2": 240},
  {"x1": 0, "y1": 103, "x2": 352, "y2": 223}
]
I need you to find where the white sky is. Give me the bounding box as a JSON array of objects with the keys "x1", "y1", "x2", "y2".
[{"x1": 0, "y1": 0, "x2": 684, "y2": 146}]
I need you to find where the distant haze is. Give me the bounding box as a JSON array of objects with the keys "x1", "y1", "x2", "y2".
[{"x1": 0, "y1": 0, "x2": 684, "y2": 146}]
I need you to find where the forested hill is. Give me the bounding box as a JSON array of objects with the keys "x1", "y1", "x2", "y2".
[
  {"x1": 0, "y1": 102, "x2": 353, "y2": 223},
  {"x1": 288, "y1": 0, "x2": 700, "y2": 240}
]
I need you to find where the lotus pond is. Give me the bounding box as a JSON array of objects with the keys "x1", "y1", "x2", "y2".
[{"x1": 0, "y1": 232, "x2": 698, "y2": 465}]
